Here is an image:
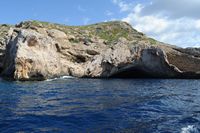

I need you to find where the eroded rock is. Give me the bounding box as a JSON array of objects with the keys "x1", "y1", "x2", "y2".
[{"x1": 1, "y1": 20, "x2": 200, "y2": 80}]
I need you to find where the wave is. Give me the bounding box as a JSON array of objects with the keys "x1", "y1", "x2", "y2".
[
  {"x1": 46, "y1": 76, "x2": 74, "y2": 81},
  {"x1": 181, "y1": 125, "x2": 199, "y2": 133}
]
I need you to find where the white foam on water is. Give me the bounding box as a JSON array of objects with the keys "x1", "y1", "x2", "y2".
[
  {"x1": 45, "y1": 78, "x2": 58, "y2": 82},
  {"x1": 46, "y1": 76, "x2": 74, "y2": 81},
  {"x1": 60, "y1": 76, "x2": 74, "y2": 79},
  {"x1": 181, "y1": 125, "x2": 199, "y2": 133}
]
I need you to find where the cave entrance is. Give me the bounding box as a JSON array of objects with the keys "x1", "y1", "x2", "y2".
[{"x1": 110, "y1": 68, "x2": 156, "y2": 78}]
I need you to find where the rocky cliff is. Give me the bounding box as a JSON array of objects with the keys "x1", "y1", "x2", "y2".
[{"x1": 0, "y1": 20, "x2": 200, "y2": 81}]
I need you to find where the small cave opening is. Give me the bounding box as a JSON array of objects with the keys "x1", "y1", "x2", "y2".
[
  {"x1": 0, "y1": 66, "x2": 3, "y2": 74},
  {"x1": 55, "y1": 43, "x2": 61, "y2": 52},
  {"x1": 29, "y1": 72, "x2": 46, "y2": 81},
  {"x1": 73, "y1": 55, "x2": 87, "y2": 63}
]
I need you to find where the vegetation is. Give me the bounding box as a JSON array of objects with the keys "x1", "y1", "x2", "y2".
[
  {"x1": 148, "y1": 38, "x2": 158, "y2": 45},
  {"x1": 0, "y1": 24, "x2": 12, "y2": 45},
  {"x1": 16, "y1": 20, "x2": 159, "y2": 46}
]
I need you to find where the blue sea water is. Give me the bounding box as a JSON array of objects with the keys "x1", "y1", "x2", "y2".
[{"x1": 0, "y1": 78, "x2": 200, "y2": 133}]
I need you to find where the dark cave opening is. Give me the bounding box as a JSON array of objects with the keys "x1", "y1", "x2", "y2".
[{"x1": 110, "y1": 68, "x2": 160, "y2": 79}]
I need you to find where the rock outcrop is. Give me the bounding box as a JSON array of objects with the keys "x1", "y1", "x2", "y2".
[{"x1": 0, "y1": 20, "x2": 200, "y2": 81}]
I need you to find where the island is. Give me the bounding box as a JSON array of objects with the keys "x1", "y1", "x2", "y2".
[{"x1": 0, "y1": 20, "x2": 200, "y2": 81}]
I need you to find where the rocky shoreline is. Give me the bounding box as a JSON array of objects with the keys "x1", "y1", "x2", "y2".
[{"x1": 0, "y1": 20, "x2": 200, "y2": 81}]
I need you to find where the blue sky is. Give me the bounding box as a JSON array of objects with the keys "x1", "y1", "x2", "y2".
[
  {"x1": 1, "y1": 0, "x2": 200, "y2": 47},
  {"x1": 0, "y1": 0, "x2": 125, "y2": 25}
]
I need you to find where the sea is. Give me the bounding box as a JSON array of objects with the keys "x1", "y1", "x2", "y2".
[{"x1": 0, "y1": 77, "x2": 200, "y2": 133}]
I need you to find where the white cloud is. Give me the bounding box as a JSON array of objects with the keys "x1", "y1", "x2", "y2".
[
  {"x1": 111, "y1": 0, "x2": 134, "y2": 12},
  {"x1": 141, "y1": 0, "x2": 200, "y2": 19},
  {"x1": 113, "y1": 0, "x2": 200, "y2": 47},
  {"x1": 123, "y1": 9, "x2": 169, "y2": 34},
  {"x1": 195, "y1": 20, "x2": 200, "y2": 29}
]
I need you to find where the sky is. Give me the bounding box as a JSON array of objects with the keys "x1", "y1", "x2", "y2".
[{"x1": 1, "y1": 0, "x2": 200, "y2": 48}]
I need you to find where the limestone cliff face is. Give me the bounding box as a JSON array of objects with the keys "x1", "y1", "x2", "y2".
[{"x1": 0, "y1": 20, "x2": 200, "y2": 80}]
